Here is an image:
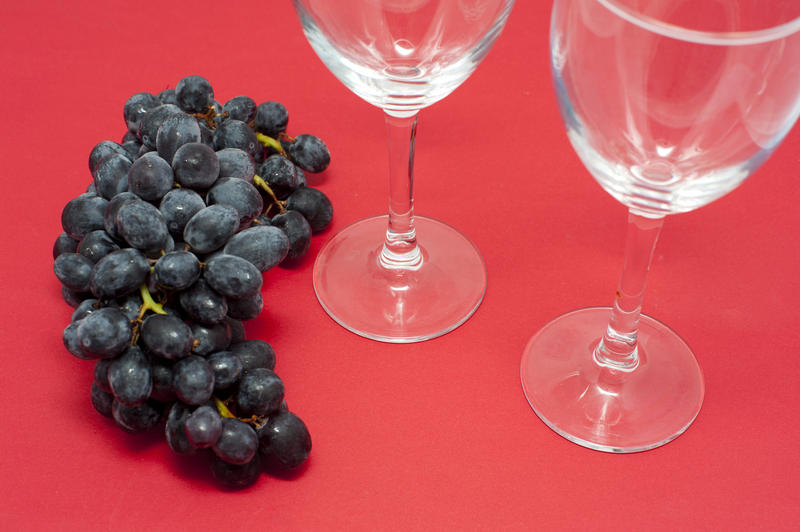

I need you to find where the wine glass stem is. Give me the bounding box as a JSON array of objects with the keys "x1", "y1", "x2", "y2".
[
  {"x1": 594, "y1": 211, "x2": 665, "y2": 371},
  {"x1": 379, "y1": 111, "x2": 423, "y2": 271}
]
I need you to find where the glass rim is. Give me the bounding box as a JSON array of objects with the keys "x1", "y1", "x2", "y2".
[{"x1": 598, "y1": 0, "x2": 800, "y2": 45}]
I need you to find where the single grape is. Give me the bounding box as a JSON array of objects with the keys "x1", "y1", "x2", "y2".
[
  {"x1": 223, "y1": 225, "x2": 289, "y2": 273},
  {"x1": 93, "y1": 153, "x2": 131, "y2": 199},
  {"x1": 235, "y1": 368, "x2": 284, "y2": 417},
  {"x1": 108, "y1": 345, "x2": 153, "y2": 406},
  {"x1": 207, "y1": 351, "x2": 243, "y2": 391},
  {"x1": 128, "y1": 152, "x2": 174, "y2": 201},
  {"x1": 139, "y1": 103, "x2": 181, "y2": 149},
  {"x1": 271, "y1": 210, "x2": 312, "y2": 260},
  {"x1": 116, "y1": 198, "x2": 170, "y2": 253},
  {"x1": 89, "y1": 140, "x2": 130, "y2": 174},
  {"x1": 140, "y1": 313, "x2": 193, "y2": 360},
  {"x1": 183, "y1": 204, "x2": 239, "y2": 254},
  {"x1": 159, "y1": 188, "x2": 206, "y2": 238},
  {"x1": 213, "y1": 418, "x2": 259, "y2": 465},
  {"x1": 179, "y1": 278, "x2": 228, "y2": 325},
  {"x1": 209, "y1": 453, "x2": 262, "y2": 489},
  {"x1": 93, "y1": 358, "x2": 113, "y2": 393},
  {"x1": 89, "y1": 248, "x2": 150, "y2": 300},
  {"x1": 283, "y1": 134, "x2": 330, "y2": 173},
  {"x1": 285, "y1": 186, "x2": 333, "y2": 233},
  {"x1": 91, "y1": 382, "x2": 114, "y2": 418},
  {"x1": 213, "y1": 119, "x2": 260, "y2": 162},
  {"x1": 230, "y1": 340, "x2": 276, "y2": 371},
  {"x1": 165, "y1": 401, "x2": 194, "y2": 454},
  {"x1": 254, "y1": 101, "x2": 288, "y2": 137},
  {"x1": 222, "y1": 96, "x2": 257, "y2": 124},
  {"x1": 54, "y1": 252, "x2": 94, "y2": 293},
  {"x1": 53, "y1": 232, "x2": 78, "y2": 259},
  {"x1": 112, "y1": 399, "x2": 162, "y2": 433},
  {"x1": 63, "y1": 321, "x2": 92, "y2": 360},
  {"x1": 123, "y1": 92, "x2": 160, "y2": 135},
  {"x1": 225, "y1": 292, "x2": 263, "y2": 321},
  {"x1": 77, "y1": 230, "x2": 120, "y2": 263},
  {"x1": 121, "y1": 139, "x2": 141, "y2": 160},
  {"x1": 103, "y1": 191, "x2": 139, "y2": 240},
  {"x1": 203, "y1": 254, "x2": 263, "y2": 300},
  {"x1": 76, "y1": 307, "x2": 132, "y2": 359},
  {"x1": 216, "y1": 148, "x2": 255, "y2": 182},
  {"x1": 185, "y1": 405, "x2": 223, "y2": 448},
  {"x1": 149, "y1": 358, "x2": 176, "y2": 402},
  {"x1": 61, "y1": 286, "x2": 91, "y2": 308},
  {"x1": 257, "y1": 155, "x2": 300, "y2": 200},
  {"x1": 258, "y1": 410, "x2": 312, "y2": 470},
  {"x1": 158, "y1": 88, "x2": 178, "y2": 105},
  {"x1": 225, "y1": 317, "x2": 246, "y2": 344},
  {"x1": 156, "y1": 112, "x2": 201, "y2": 163},
  {"x1": 176, "y1": 75, "x2": 214, "y2": 113},
  {"x1": 72, "y1": 298, "x2": 99, "y2": 322},
  {"x1": 172, "y1": 355, "x2": 215, "y2": 405},
  {"x1": 152, "y1": 250, "x2": 201, "y2": 291},
  {"x1": 206, "y1": 177, "x2": 263, "y2": 228},
  {"x1": 190, "y1": 321, "x2": 232, "y2": 356},
  {"x1": 61, "y1": 193, "x2": 109, "y2": 240},
  {"x1": 172, "y1": 142, "x2": 220, "y2": 189}
]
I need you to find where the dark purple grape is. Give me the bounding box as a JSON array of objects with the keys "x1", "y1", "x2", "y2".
[
  {"x1": 152, "y1": 250, "x2": 201, "y2": 291},
  {"x1": 54, "y1": 253, "x2": 94, "y2": 293},
  {"x1": 230, "y1": 340, "x2": 275, "y2": 371},
  {"x1": 172, "y1": 355, "x2": 215, "y2": 405},
  {"x1": 222, "y1": 96, "x2": 257, "y2": 124},
  {"x1": 89, "y1": 248, "x2": 150, "y2": 299},
  {"x1": 283, "y1": 134, "x2": 330, "y2": 173},
  {"x1": 128, "y1": 152, "x2": 174, "y2": 201},
  {"x1": 216, "y1": 148, "x2": 255, "y2": 182},
  {"x1": 159, "y1": 188, "x2": 206, "y2": 238},
  {"x1": 63, "y1": 321, "x2": 92, "y2": 360},
  {"x1": 254, "y1": 101, "x2": 288, "y2": 137},
  {"x1": 179, "y1": 278, "x2": 228, "y2": 325},
  {"x1": 139, "y1": 103, "x2": 181, "y2": 149},
  {"x1": 93, "y1": 153, "x2": 131, "y2": 200},
  {"x1": 190, "y1": 321, "x2": 232, "y2": 356},
  {"x1": 116, "y1": 198, "x2": 170, "y2": 253},
  {"x1": 123, "y1": 92, "x2": 160, "y2": 135},
  {"x1": 76, "y1": 307, "x2": 132, "y2": 359},
  {"x1": 165, "y1": 401, "x2": 194, "y2": 454},
  {"x1": 61, "y1": 286, "x2": 91, "y2": 308},
  {"x1": 140, "y1": 314, "x2": 193, "y2": 360},
  {"x1": 214, "y1": 119, "x2": 260, "y2": 161},
  {"x1": 258, "y1": 410, "x2": 312, "y2": 470},
  {"x1": 285, "y1": 187, "x2": 333, "y2": 233},
  {"x1": 257, "y1": 155, "x2": 300, "y2": 200},
  {"x1": 61, "y1": 193, "x2": 109, "y2": 240},
  {"x1": 213, "y1": 418, "x2": 258, "y2": 465},
  {"x1": 225, "y1": 317, "x2": 246, "y2": 344},
  {"x1": 149, "y1": 358, "x2": 176, "y2": 402},
  {"x1": 183, "y1": 204, "x2": 239, "y2": 254},
  {"x1": 235, "y1": 368, "x2": 284, "y2": 417},
  {"x1": 209, "y1": 453, "x2": 262, "y2": 489},
  {"x1": 108, "y1": 346, "x2": 153, "y2": 406},
  {"x1": 77, "y1": 230, "x2": 120, "y2": 264},
  {"x1": 93, "y1": 358, "x2": 113, "y2": 393},
  {"x1": 271, "y1": 210, "x2": 312, "y2": 260},
  {"x1": 176, "y1": 75, "x2": 214, "y2": 113},
  {"x1": 158, "y1": 88, "x2": 178, "y2": 105},
  {"x1": 172, "y1": 142, "x2": 220, "y2": 189},
  {"x1": 89, "y1": 141, "x2": 129, "y2": 174},
  {"x1": 91, "y1": 382, "x2": 114, "y2": 418},
  {"x1": 203, "y1": 254, "x2": 262, "y2": 300},
  {"x1": 223, "y1": 225, "x2": 289, "y2": 273},
  {"x1": 225, "y1": 292, "x2": 263, "y2": 321},
  {"x1": 71, "y1": 298, "x2": 98, "y2": 322},
  {"x1": 112, "y1": 399, "x2": 162, "y2": 433},
  {"x1": 185, "y1": 405, "x2": 222, "y2": 448},
  {"x1": 156, "y1": 112, "x2": 202, "y2": 163},
  {"x1": 103, "y1": 191, "x2": 139, "y2": 240},
  {"x1": 206, "y1": 177, "x2": 263, "y2": 228},
  {"x1": 53, "y1": 232, "x2": 78, "y2": 259},
  {"x1": 207, "y1": 351, "x2": 243, "y2": 391}
]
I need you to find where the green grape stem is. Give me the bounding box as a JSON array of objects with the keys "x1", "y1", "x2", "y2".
[
  {"x1": 253, "y1": 174, "x2": 287, "y2": 215},
  {"x1": 256, "y1": 132, "x2": 287, "y2": 156},
  {"x1": 137, "y1": 284, "x2": 167, "y2": 320}
]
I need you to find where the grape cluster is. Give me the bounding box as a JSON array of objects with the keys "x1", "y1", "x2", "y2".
[{"x1": 54, "y1": 76, "x2": 327, "y2": 488}]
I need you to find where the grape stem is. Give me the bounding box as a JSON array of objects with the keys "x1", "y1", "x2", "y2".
[
  {"x1": 137, "y1": 284, "x2": 167, "y2": 319},
  {"x1": 256, "y1": 132, "x2": 287, "y2": 157},
  {"x1": 253, "y1": 174, "x2": 287, "y2": 214}
]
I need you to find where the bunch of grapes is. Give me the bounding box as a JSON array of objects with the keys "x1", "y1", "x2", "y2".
[{"x1": 52, "y1": 76, "x2": 329, "y2": 488}]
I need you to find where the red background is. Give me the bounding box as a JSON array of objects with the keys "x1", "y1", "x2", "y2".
[{"x1": 2, "y1": 1, "x2": 799, "y2": 530}]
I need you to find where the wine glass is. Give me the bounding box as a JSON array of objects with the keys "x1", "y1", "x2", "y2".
[
  {"x1": 291, "y1": 0, "x2": 514, "y2": 342},
  {"x1": 521, "y1": 0, "x2": 800, "y2": 452}
]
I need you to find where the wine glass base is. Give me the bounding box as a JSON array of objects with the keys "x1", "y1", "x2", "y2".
[
  {"x1": 313, "y1": 215, "x2": 486, "y2": 343},
  {"x1": 520, "y1": 307, "x2": 704, "y2": 453}
]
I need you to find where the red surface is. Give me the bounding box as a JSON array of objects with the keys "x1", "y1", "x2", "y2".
[{"x1": 2, "y1": 1, "x2": 799, "y2": 530}]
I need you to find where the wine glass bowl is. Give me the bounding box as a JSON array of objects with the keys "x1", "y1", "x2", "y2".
[
  {"x1": 292, "y1": 0, "x2": 514, "y2": 342},
  {"x1": 522, "y1": 0, "x2": 800, "y2": 452}
]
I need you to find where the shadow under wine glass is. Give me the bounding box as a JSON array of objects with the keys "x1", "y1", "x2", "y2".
[
  {"x1": 521, "y1": 0, "x2": 800, "y2": 452},
  {"x1": 291, "y1": 0, "x2": 515, "y2": 342}
]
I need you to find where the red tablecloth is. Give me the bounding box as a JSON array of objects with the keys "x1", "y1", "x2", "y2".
[{"x1": 2, "y1": 1, "x2": 798, "y2": 530}]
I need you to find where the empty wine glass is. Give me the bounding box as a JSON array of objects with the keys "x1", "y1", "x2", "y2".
[
  {"x1": 291, "y1": 0, "x2": 514, "y2": 342},
  {"x1": 521, "y1": 0, "x2": 800, "y2": 452}
]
